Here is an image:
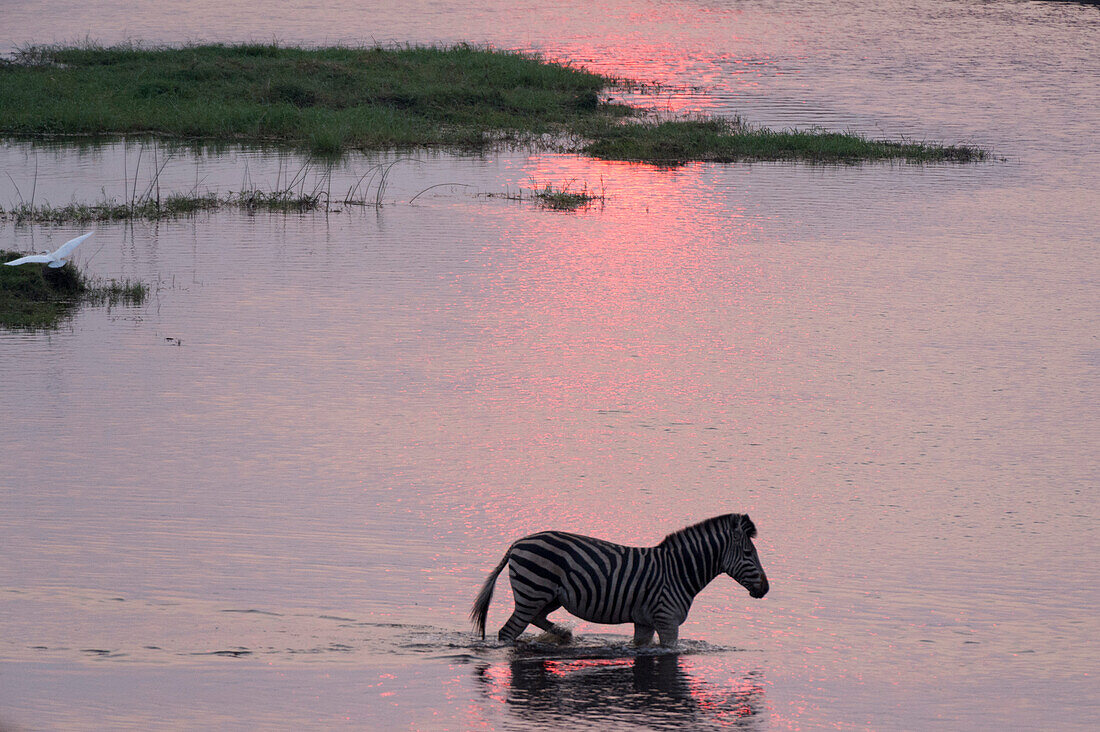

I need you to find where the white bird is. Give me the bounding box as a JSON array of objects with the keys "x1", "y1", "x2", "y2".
[{"x1": 5, "y1": 231, "x2": 94, "y2": 268}]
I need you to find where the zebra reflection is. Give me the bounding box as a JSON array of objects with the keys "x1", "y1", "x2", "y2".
[{"x1": 474, "y1": 654, "x2": 765, "y2": 729}]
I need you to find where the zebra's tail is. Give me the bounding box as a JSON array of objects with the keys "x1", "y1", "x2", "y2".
[{"x1": 470, "y1": 548, "x2": 511, "y2": 639}]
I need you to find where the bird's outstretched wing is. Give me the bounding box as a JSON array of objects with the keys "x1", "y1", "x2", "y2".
[
  {"x1": 4, "y1": 254, "x2": 53, "y2": 266},
  {"x1": 50, "y1": 231, "x2": 94, "y2": 259}
]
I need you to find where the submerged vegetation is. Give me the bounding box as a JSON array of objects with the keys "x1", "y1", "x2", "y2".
[
  {"x1": 0, "y1": 251, "x2": 147, "y2": 328},
  {"x1": 0, "y1": 191, "x2": 325, "y2": 223},
  {"x1": 2, "y1": 194, "x2": 222, "y2": 223},
  {"x1": 523, "y1": 181, "x2": 605, "y2": 210},
  {"x1": 0, "y1": 43, "x2": 988, "y2": 164},
  {"x1": 1, "y1": 154, "x2": 420, "y2": 222},
  {"x1": 2, "y1": 183, "x2": 606, "y2": 221},
  {"x1": 474, "y1": 180, "x2": 606, "y2": 211},
  {"x1": 531, "y1": 182, "x2": 604, "y2": 210}
]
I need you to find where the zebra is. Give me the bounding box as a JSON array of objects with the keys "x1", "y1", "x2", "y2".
[{"x1": 470, "y1": 513, "x2": 768, "y2": 646}]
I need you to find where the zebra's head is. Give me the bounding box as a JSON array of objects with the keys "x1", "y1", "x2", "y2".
[{"x1": 723, "y1": 514, "x2": 769, "y2": 599}]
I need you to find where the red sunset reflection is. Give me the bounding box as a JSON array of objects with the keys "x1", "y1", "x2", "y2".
[{"x1": 438, "y1": 148, "x2": 779, "y2": 548}]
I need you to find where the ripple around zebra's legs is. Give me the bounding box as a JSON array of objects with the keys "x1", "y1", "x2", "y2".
[
  {"x1": 386, "y1": 624, "x2": 745, "y2": 663},
  {"x1": 505, "y1": 634, "x2": 739, "y2": 661},
  {"x1": 444, "y1": 629, "x2": 743, "y2": 661}
]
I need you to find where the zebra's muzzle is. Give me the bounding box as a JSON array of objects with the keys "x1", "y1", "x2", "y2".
[{"x1": 748, "y1": 576, "x2": 769, "y2": 599}]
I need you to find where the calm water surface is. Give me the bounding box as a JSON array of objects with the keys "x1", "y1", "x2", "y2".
[{"x1": 1, "y1": 1, "x2": 1098, "y2": 729}]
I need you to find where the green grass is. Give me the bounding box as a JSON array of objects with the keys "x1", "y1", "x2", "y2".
[
  {"x1": 0, "y1": 43, "x2": 627, "y2": 155},
  {"x1": 0, "y1": 43, "x2": 988, "y2": 163},
  {"x1": 0, "y1": 250, "x2": 147, "y2": 328},
  {"x1": 584, "y1": 118, "x2": 986, "y2": 164}
]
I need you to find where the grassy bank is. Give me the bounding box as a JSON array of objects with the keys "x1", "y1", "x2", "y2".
[
  {"x1": 0, "y1": 43, "x2": 625, "y2": 155},
  {"x1": 584, "y1": 118, "x2": 986, "y2": 164},
  {"x1": 0, "y1": 251, "x2": 147, "y2": 328},
  {"x1": 0, "y1": 43, "x2": 987, "y2": 163}
]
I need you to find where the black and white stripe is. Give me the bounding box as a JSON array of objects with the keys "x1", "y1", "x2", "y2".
[{"x1": 470, "y1": 514, "x2": 768, "y2": 646}]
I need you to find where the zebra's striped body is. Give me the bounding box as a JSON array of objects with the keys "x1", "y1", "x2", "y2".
[{"x1": 471, "y1": 514, "x2": 768, "y2": 646}]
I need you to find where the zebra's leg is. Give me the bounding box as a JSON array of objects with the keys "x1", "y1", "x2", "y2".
[
  {"x1": 531, "y1": 601, "x2": 572, "y2": 640},
  {"x1": 498, "y1": 590, "x2": 557, "y2": 643},
  {"x1": 632, "y1": 624, "x2": 655, "y2": 646},
  {"x1": 656, "y1": 624, "x2": 679, "y2": 647},
  {"x1": 498, "y1": 610, "x2": 534, "y2": 643}
]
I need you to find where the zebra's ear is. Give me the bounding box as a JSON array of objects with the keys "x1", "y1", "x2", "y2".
[{"x1": 740, "y1": 514, "x2": 757, "y2": 539}]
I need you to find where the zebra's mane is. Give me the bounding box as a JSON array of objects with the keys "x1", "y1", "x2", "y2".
[{"x1": 658, "y1": 513, "x2": 755, "y2": 547}]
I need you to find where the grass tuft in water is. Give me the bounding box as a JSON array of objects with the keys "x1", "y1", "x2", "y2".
[
  {"x1": 86, "y1": 278, "x2": 148, "y2": 306},
  {"x1": 530, "y1": 181, "x2": 605, "y2": 211},
  {"x1": 0, "y1": 250, "x2": 148, "y2": 328},
  {"x1": 233, "y1": 190, "x2": 324, "y2": 213},
  {"x1": 479, "y1": 180, "x2": 606, "y2": 211}
]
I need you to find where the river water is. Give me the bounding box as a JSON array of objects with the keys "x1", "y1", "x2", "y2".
[{"x1": 1, "y1": 1, "x2": 1098, "y2": 729}]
